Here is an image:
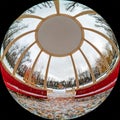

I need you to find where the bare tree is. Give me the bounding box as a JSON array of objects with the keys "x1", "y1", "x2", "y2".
[
  {"x1": 6, "y1": 42, "x2": 31, "y2": 73},
  {"x1": 6, "y1": 44, "x2": 19, "y2": 68},
  {"x1": 17, "y1": 51, "x2": 31, "y2": 76},
  {"x1": 65, "y1": 1, "x2": 89, "y2": 12},
  {"x1": 96, "y1": 57, "x2": 107, "y2": 75},
  {"x1": 37, "y1": 4, "x2": 42, "y2": 9},
  {"x1": 3, "y1": 20, "x2": 27, "y2": 49},
  {"x1": 41, "y1": 1, "x2": 53, "y2": 8},
  {"x1": 65, "y1": 1, "x2": 78, "y2": 12},
  {"x1": 26, "y1": 1, "x2": 53, "y2": 14},
  {"x1": 90, "y1": 14, "x2": 118, "y2": 46},
  {"x1": 93, "y1": 66, "x2": 100, "y2": 79}
]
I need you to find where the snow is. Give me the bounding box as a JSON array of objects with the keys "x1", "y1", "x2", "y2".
[
  {"x1": 0, "y1": 45, "x2": 4, "y2": 57},
  {"x1": 15, "y1": 73, "x2": 25, "y2": 82}
]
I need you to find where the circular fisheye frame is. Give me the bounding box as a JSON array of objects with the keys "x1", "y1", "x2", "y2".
[{"x1": 0, "y1": 0, "x2": 120, "y2": 120}]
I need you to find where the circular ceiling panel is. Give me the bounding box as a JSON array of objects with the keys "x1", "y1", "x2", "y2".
[
  {"x1": 0, "y1": 0, "x2": 120, "y2": 120},
  {"x1": 37, "y1": 15, "x2": 83, "y2": 56}
]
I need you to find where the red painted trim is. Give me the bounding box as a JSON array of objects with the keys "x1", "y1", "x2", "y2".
[
  {"x1": 0, "y1": 62, "x2": 47, "y2": 99},
  {"x1": 0, "y1": 61, "x2": 120, "y2": 98},
  {"x1": 4, "y1": 81, "x2": 47, "y2": 99},
  {"x1": 75, "y1": 78, "x2": 116, "y2": 98},
  {"x1": 75, "y1": 61, "x2": 120, "y2": 98}
]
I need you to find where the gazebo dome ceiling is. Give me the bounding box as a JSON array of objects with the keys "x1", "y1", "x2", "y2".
[
  {"x1": 1, "y1": 0, "x2": 119, "y2": 90},
  {"x1": 0, "y1": 0, "x2": 120, "y2": 119}
]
